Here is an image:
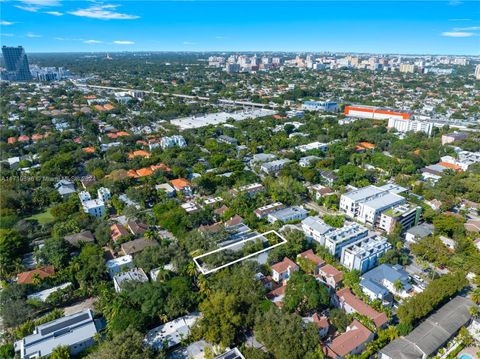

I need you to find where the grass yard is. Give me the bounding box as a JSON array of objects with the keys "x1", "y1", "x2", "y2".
[{"x1": 27, "y1": 208, "x2": 54, "y2": 225}]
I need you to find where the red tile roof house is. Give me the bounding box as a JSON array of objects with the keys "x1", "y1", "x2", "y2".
[
  {"x1": 297, "y1": 249, "x2": 325, "y2": 275},
  {"x1": 335, "y1": 288, "x2": 389, "y2": 329},
  {"x1": 317, "y1": 264, "x2": 344, "y2": 288},
  {"x1": 16, "y1": 265, "x2": 55, "y2": 284},
  {"x1": 311, "y1": 313, "x2": 330, "y2": 338},
  {"x1": 267, "y1": 283, "x2": 286, "y2": 308},
  {"x1": 271, "y1": 257, "x2": 299, "y2": 283},
  {"x1": 110, "y1": 224, "x2": 130, "y2": 242},
  {"x1": 324, "y1": 319, "x2": 374, "y2": 359},
  {"x1": 170, "y1": 178, "x2": 193, "y2": 196}
]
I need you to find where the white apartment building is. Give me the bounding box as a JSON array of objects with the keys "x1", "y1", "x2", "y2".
[
  {"x1": 387, "y1": 118, "x2": 433, "y2": 136},
  {"x1": 321, "y1": 223, "x2": 370, "y2": 256},
  {"x1": 160, "y1": 135, "x2": 187, "y2": 149},
  {"x1": 340, "y1": 235, "x2": 391, "y2": 273},
  {"x1": 340, "y1": 184, "x2": 407, "y2": 226},
  {"x1": 378, "y1": 204, "x2": 422, "y2": 234},
  {"x1": 97, "y1": 187, "x2": 111, "y2": 202},
  {"x1": 441, "y1": 151, "x2": 480, "y2": 171},
  {"x1": 82, "y1": 199, "x2": 105, "y2": 217},
  {"x1": 302, "y1": 216, "x2": 334, "y2": 243},
  {"x1": 302, "y1": 216, "x2": 369, "y2": 256},
  {"x1": 295, "y1": 141, "x2": 329, "y2": 153}
]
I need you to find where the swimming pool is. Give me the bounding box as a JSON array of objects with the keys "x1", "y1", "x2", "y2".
[{"x1": 458, "y1": 354, "x2": 474, "y2": 359}]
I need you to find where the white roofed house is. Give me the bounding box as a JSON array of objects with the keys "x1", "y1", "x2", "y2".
[
  {"x1": 267, "y1": 206, "x2": 308, "y2": 223},
  {"x1": 113, "y1": 267, "x2": 148, "y2": 292},
  {"x1": 144, "y1": 313, "x2": 201, "y2": 350}
]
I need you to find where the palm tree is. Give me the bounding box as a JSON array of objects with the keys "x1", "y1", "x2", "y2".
[
  {"x1": 471, "y1": 288, "x2": 480, "y2": 304},
  {"x1": 393, "y1": 279, "x2": 404, "y2": 292},
  {"x1": 185, "y1": 262, "x2": 197, "y2": 278},
  {"x1": 468, "y1": 306, "x2": 479, "y2": 318},
  {"x1": 31, "y1": 273, "x2": 42, "y2": 286}
]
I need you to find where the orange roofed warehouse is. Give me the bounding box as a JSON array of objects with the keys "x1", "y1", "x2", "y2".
[{"x1": 344, "y1": 105, "x2": 411, "y2": 120}]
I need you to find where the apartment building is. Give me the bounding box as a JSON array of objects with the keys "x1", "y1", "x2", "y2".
[
  {"x1": 340, "y1": 235, "x2": 391, "y2": 273},
  {"x1": 378, "y1": 203, "x2": 422, "y2": 234},
  {"x1": 387, "y1": 118, "x2": 433, "y2": 136},
  {"x1": 267, "y1": 206, "x2": 308, "y2": 223},
  {"x1": 340, "y1": 184, "x2": 407, "y2": 226}
]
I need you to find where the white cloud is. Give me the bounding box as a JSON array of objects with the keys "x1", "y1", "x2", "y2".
[
  {"x1": 0, "y1": 20, "x2": 14, "y2": 25},
  {"x1": 84, "y1": 39, "x2": 103, "y2": 44},
  {"x1": 113, "y1": 40, "x2": 135, "y2": 45},
  {"x1": 26, "y1": 32, "x2": 42, "y2": 38},
  {"x1": 441, "y1": 31, "x2": 475, "y2": 37},
  {"x1": 453, "y1": 26, "x2": 480, "y2": 31},
  {"x1": 44, "y1": 11, "x2": 63, "y2": 16},
  {"x1": 215, "y1": 36, "x2": 227, "y2": 39},
  {"x1": 16, "y1": 0, "x2": 60, "y2": 12},
  {"x1": 182, "y1": 41, "x2": 197, "y2": 45},
  {"x1": 15, "y1": 5, "x2": 39, "y2": 12},
  {"x1": 69, "y1": 4, "x2": 139, "y2": 20},
  {"x1": 449, "y1": 18, "x2": 472, "y2": 21},
  {"x1": 20, "y1": 0, "x2": 60, "y2": 5},
  {"x1": 1, "y1": 33, "x2": 15, "y2": 37},
  {"x1": 448, "y1": 0, "x2": 462, "y2": 6}
]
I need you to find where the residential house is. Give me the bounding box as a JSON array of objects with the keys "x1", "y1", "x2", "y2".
[
  {"x1": 113, "y1": 267, "x2": 148, "y2": 292},
  {"x1": 324, "y1": 320, "x2": 374, "y2": 359},
  {"x1": 309, "y1": 184, "x2": 336, "y2": 201},
  {"x1": 64, "y1": 230, "x2": 95, "y2": 247},
  {"x1": 271, "y1": 257, "x2": 299, "y2": 282},
  {"x1": 297, "y1": 249, "x2": 325, "y2": 274},
  {"x1": 254, "y1": 202, "x2": 285, "y2": 219},
  {"x1": 170, "y1": 178, "x2": 193, "y2": 196},
  {"x1": 106, "y1": 255, "x2": 133, "y2": 278},
  {"x1": 267, "y1": 206, "x2": 308, "y2": 223},
  {"x1": 260, "y1": 159, "x2": 292, "y2": 174},
  {"x1": 110, "y1": 223, "x2": 129, "y2": 242},
  {"x1": 335, "y1": 287, "x2": 389, "y2": 329},
  {"x1": 54, "y1": 179, "x2": 76, "y2": 198},
  {"x1": 121, "y1": 237, "x2": 158, "y2": 256},
  {"x1": 233, "y1": 183, "x2": 265, "y2": 197},
  {"x1": 127, "y1": 220, "x2": 149, "y2": 237},
  {"x1": 317, "y1": 264, "x2": 343, "y2": 288},
  {"x1": 360, "y1": 264, "x2": 412, "y2": 304},
  {"x1": 405, "y1": 223, "x2": 434, "y2": 244},
  {"x1": 302, "y1": 216, "x2": 334, "y2": 243},
  {"x1": 320, "y1": 170, "x2": 338, "y2": 186},
  {"x1": 155, "y1": 183, "x2": 176, "y2": 197},
  {"x1": 144, "y1": 312, "x2": 201, "y2": 350},
  {"x1": 17, "y1": 266, "x2": 55, "y2": 285}
]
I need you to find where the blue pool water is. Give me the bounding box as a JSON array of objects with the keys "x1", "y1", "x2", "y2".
[{"x1": 459, "y1": 354, "x2": 474, "y2": 359}]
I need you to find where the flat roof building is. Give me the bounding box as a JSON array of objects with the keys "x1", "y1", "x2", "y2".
[
  {"x1": 379, "y1": 296, "x2": 475, "y2": 359},
  {"x1": 144, "y1": 313, "x2": 201, "y2": 350},
  {"x1": 14, "y1": 310, "x2": 98, "y2": 359},
  {"x1": 341, "y1": 235, "x2": 391, "y2": 273}
]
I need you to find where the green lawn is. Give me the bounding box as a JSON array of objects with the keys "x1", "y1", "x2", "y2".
[{"x1": 28, "y1": 208, "x2": 54, "y2": 225}]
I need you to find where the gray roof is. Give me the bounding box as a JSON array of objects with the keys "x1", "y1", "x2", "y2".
[
  {"x1": 14, "y1": 309, "x2": 98, "y2": 358},
  {"x1": 362, "y1": 192, "x2": 405, "y2": 210},
  {"x1": 406, "y1": 223, "x2": 434, "y2": 239},
  {"x1": 302, "y1": 216, "x2": 333, "y2": 235},
  {"x1": 380, "y1": 296, "x2": 474, "y2": 359},
  {"x1": 361, "y1": 264, "x2": 412, "y2": 296}
]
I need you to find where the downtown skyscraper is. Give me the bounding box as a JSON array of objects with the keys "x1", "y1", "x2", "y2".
[{"x1": 1, "y1": 46, "x2": 32, "y2": 81}]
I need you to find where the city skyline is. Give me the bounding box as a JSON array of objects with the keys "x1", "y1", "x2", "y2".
[{"x1": 0, "y1": 1, "x2": 479, "y2": 55}]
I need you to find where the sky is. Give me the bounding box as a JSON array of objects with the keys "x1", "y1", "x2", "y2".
[{"x1": 0, "y1": 1, "x2": 479, "y2": 55}]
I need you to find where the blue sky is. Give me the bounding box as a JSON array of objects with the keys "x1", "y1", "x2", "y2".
[{"x1": 1, "y1": 1, "x2": 479, "y2": 54}]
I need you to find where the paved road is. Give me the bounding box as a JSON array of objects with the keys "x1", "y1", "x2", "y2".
[{"x1": 305, "y1": 201, "x2": 336, "y2": 217}]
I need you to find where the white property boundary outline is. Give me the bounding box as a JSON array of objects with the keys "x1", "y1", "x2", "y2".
[{"x1": 192, "y1": 230, "x2": 287, "y2": 275}]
